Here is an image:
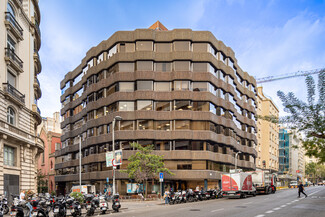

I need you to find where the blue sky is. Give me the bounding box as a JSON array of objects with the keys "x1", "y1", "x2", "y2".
[{"x1": 38, "y1": 0, "x2": 325, "y2": 117}]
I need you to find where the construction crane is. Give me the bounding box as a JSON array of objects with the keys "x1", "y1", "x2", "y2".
[{"x1": 256, "y1": 68, "x2": 325, "y2": 84}]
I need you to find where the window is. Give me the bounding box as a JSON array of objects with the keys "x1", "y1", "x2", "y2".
[
  {"x1": 175, "y1": 141, "x2": 190, "y2": 150},
  {"x1": 191, "y1": 121, "x2": 209, "y2": 130},
  {"x1": 73, "y1": 88, "x2": 83, "y2": 100},
  {"x1": 193, "y1": 101, "x2": 209, "y2": 111},
  {"x1": 155, "y1": 101, "x2": 171, "y2": 111},
  {"x1": 174, "y1": 100, "x2": 191, "y2": 110},
  {"x1": 174, "y1": 61, "x2": 191, "y2": 71},
  {"x1": 7, "y1": 3, "x2": 15, "y2": 16},
  {"x1": 119, "y1": 82, "x2": 134, "y2": 92},
  {"x1": 192, "y1": 63, "x2": 209, "y2": 72},
  {"x1": 55, "y1": 143, "x2": 61, "y2": 151},
  {"x1": 136, "y1": 61, "x2": 153, "y2": 71},
  {"x1": 155, "y1": 43, "x2": 172, "y2": 52},
  {"x1": 155, "y1": 62, "x2": 172, "y2": 72},
  {"x1": 174, "y1": 41, "x2": 191, "y2": 51},
  {"x1": 155, "y1": 121, "x2": 171, "y2": 131},
  {"x1": 174, "y1": 80, "x2": 190, "y2": 91},
  {"x1": 120, "y1": 121, "x2": 134, "y2": 130},
  {"x1": 154, "y1": 82, "x2": 171, "y2": 91},
  {"x1": 137, "y1": 100, "x2": 153, "y2": 110},
  {"x1": 7, "y1": 35, "x2": 16, "y2": 52},
  {"x1": 7, "y1": 107, "x2": 15, "y2": 125},
  {"x1": 136, "y1": 80, "x2": 153, "y2": 91},
  {"x1": 175, "y1": 120, "x2": 190, "y2": 130},
  {"x1": 192, "y1": 82, "x2": 208, "y2": 91},
  {"x1": 138, "y1": 120, "x2": 154, "y2": 130},
  {"x1": 7, "y1": 71, "x2": 16, "y2": 87},
  {"x1": 119, "y1": 63, "x2": 134, "y2": 72},
  {"x1": 97, "y1": 53, "x2": 104, "y2": 64},
  {"x1": 4, "y1": 145, "x2": 15, "y2": 166},
  {"x1": 118, "y1": 101, "x2": 134, "y2": 111},
  {"x1": 177, "y1": 164, "x2": 192, "y2": 170},
  {"x1": 136, "y1": 41, "x2": 153, "y2": 51}
]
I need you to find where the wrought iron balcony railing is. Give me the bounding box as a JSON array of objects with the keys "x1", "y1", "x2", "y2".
[
  {"x1": 2, "y1": 83, "x2": 25, "y2": 104},
  {"x1": 5, "y1": 12, "x2": 23, "y2": 37},
  {"x1": 5, "y1": 48, "x2": 23, "y2": 69}
]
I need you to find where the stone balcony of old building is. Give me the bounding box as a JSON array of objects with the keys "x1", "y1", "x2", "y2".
[
  {"x1": 4, "y1": 12, "x2": 23, "y2": 41},
  {"x1": 2, "y1": 83, "x2": 25, "y2": 105},
  {"x1": 4, "y1": 48, "x2": 23, "y2": 73}
]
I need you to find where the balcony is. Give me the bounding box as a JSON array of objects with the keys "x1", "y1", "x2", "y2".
[
  {"x1": 34, "y1": 77, "x2": 42, "y2": 99},
  {"x1": 33, "y1": 49, "x2": 42, "y2": 74},
  {"x1": 4, "y1": 12, "x2": 23, "y2": 41},
  {"x1": 32, "y1": 103, "x2": 42, "y2": 125},
  {"x1": 2, "y1": 83, "x2": 25, "y2": 105},
  {"x1": 4, "y1": 48, "x2": 23, "y2": 73}
]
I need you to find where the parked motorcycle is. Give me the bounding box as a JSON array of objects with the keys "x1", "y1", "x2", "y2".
[
  {"x1": 111, "y1": 194, "x2": 121, "y2": 212},
  {"x1": 53, "y1": 196, "x2": 66, "y2": 217},
  {"x1": 0, "y1": 195, "x2": 9, "y2": 215},
  {"x1": 30, "y1": 198, "x2": 48, "y2": 217},
  {"x1": 84, "y1": 194, "x2": 97, "y2": 216}
]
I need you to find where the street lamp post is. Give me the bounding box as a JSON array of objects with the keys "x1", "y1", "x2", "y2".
[
  {"x1": 79, "y1": 135, "x2": 82, "y2": 191},
  {"x1": 112, "y1": 116, "x2": 122, "y2": 195},
  {"x1": 235, "y1": 151, "x2": 242, "y2": 173}
]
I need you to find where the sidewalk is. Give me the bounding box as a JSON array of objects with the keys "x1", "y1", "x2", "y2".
[{"x1": 119, "y1": 200, "x2": 164, "y2": 211}]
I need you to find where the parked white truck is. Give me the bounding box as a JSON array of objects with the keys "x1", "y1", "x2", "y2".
[
  {"x1": 247, "y1": 169, "x2": 277, "y2": 194},
  {"x1": 222, "y1": 169, "x2": 257, "y2": 198}
]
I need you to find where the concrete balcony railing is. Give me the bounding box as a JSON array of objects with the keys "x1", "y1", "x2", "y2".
[
  {"x1": 4, "y1": 12, "x2": 23, "y2": 40},
  {"x1": 2, "y1": 83, "x2": 25, "y2": 104},
  {"x1": 4, "y1": 48, "x2": 23, "y2": 72}
]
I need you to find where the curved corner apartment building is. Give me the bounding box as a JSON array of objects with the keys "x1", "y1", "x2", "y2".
[{"x1": 56, "y1": 24, "x2": 257, "y2": 194}]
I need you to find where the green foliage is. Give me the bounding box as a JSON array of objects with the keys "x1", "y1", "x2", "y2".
[
  {"x1": 277, "y1": 70, "x2": 325, "y2": 163},
  {"x1": 305, "y1": 162, "x2": 325, "y2": 181},
  {"x1": 37, "y1": 169, "x2": 48, "y2": 193},
  {"x1": 125, "y1": 142, "x2": 174, "y2": 196},
  {"x1": 256, "y1": 115, "x2": 279, "y2": 124},
  {"x1": 70, "y1": 192, "x2": 84, "y2": 203}
]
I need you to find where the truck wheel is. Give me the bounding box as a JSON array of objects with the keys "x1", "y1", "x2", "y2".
[{"x1": 253, "y1": 191, "x2": 257, "y2": 197}]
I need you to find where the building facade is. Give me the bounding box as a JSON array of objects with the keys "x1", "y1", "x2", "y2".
[
  {"x1": 278, "y1": 128, "x2": 305, "y2": 186},
  {"x1": 256, "y1": 86, "x2": 279, "y2": 172},
  {"x1": 0, "y1": 0, "x2": 43, "y2": 196},
  {"x1": 56, "y1": 23, "x2": 258, "y2": 194},
  {"x1": 37, "y1": 112, "x2": 61, "y2": 193}
]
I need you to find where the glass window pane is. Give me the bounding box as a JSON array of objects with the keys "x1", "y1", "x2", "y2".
[
  {"x1": 192, "y1": 82, "x2": 208, "y2": 91},
  {"x1": 136, "y1": 41, "x2": 153, "y2": 51},
  {"x1": 154, "y1": 82, "x2": 171, "y2": 91},
  {"x1": 175, "y1": 141, "x2": 190, "y2": 150},
  {"x1": 7, "y1": 71, "x2": 16, "y2": 87},
  {"x1": 137, "y1": 100, "x2": 153, "y2": 110},
  {"x1": 136, "y1": 61, "x2": 153, "y2": 71},
  {"x1": 120, "y1": 121, "x2": 134, "y2": 130},
  {"x1": 119, "y1": 82, "x2": 134, "y2": 92},
  {"x1": 138, "y1": 120, "x2": 153, "y2": 130},
  {"x1": 174, "y1": 81, "x2": 190, "y2": 91},
  {"x1": 174, "y1": 100, "x2": 191, "y2": 110},
  {"x1": 136, "y1": 81, "x2": 153, "y2": 91},
  {"x1": 119, "y1": 63, "x2": 134, "y2": 72},
  {"x1": 175, "y1": 120, "x2": 190, "y2": 130},
  {"x1": 155, "y1": 62, "x2": 172, "y2": 72},
  {"x1": 155, "y1": 101, "x2": 171, "y2": 111},
  {"x1": 155, "y1": 43, "x2": 172, "y2": 52},
  {"x1": 193, "y1": 63, "x2": 208, "y2": 72},
  {"x1": 155, "y1": 121, "x2": 171, "y2": 131},
  {"x1": 174, "y1": 41, "x2": 191, "y2": 51},
  {"x1": 118, "y1": 101, "x2": 134, "y2": 111},
  {"x1": 192, "y1": 101, "x2": 209, "y2": 111},
  {"x1": 174, "y1": 61, "x2": 191, "y2": 71},
  {"x1": 191, "y1": 121, "x2": 208, "y2": 130}
]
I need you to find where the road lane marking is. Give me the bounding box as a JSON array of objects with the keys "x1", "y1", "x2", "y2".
[
  {"x1": 265, "y1": 210, "x2": 274, "y2": 213},
  {"x1": 255, "y1": 215, "x2": 265, "y2": 217},
  {"x1": 286, "y1": 202, "x2": 291, "y2": 205},
  {"x1": 211, "y1": 208, "x2": 224, "y2": 212},
  {"x1": 281, "y1": 205, "x2": 286, "y2": 208},
  {"x1": 273, "y1": 207, "x2": 281, "y2": 210}
]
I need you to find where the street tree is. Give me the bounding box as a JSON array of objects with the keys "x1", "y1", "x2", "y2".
[
  {"x1": 277, "y1": 70, "x2": 325, "y2": 163},
  {"x1": 125, "y1": 142, "x2": 173, "y2": 198},
  {"x1": 305, "y1": 162, "x2": 325, "y2": 183}
]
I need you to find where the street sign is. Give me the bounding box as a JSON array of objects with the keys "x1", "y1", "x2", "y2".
[
  {"x1": 159, "y1": 172, "x2": 163, "y2": 182},
  {"x1": 106, "y1": 152, "x2": 114, "y2": 167}
]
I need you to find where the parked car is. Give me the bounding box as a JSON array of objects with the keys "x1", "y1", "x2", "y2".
[{"x1": 289, "y1": 181, "x2": 298, "y2": 188}]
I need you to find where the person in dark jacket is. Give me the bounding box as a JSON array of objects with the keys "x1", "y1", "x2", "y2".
[{"x1": 298, "y1": 182, "x2": 307, "y2": 198}]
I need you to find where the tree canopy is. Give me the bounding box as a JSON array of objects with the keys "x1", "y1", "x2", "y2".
[
  {"x1": 125, "y1": 142, "x2": 173, "y2": 197},
  {"x1": 277, "y1": 70, "x2": 325, "y2": 163}
]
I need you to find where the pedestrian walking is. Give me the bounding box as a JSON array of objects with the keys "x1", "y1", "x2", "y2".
[
  {"x1": 164, "y1": 189, "x2": 170, "y2": 204},
  {"x1": 298, "y1": 182, "x2": 307, "y2": 198}
]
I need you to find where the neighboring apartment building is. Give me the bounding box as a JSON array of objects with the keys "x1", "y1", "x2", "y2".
[
  {"x1": 56, "y1": 22, "x2": 258, "y2": 194},
  {"x1": 278, "y1": 128, "x2": 305, "y2": 186},
  {"x1": 37, "y1": 112, "x2": 61, "y2": 193},
  {"x1": 0, "y1": 0, "x2": 43, "y2": 197},
  {"x1": 256, "y1": 86, "x2": 279, "y2": 173}
]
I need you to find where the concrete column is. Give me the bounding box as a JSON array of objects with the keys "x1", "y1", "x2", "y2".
[
  {"x1": 204, "y1": 179, "x2": 208, "y2": 191},
  {"x1": 203, "y1": 142, "x2": 207, "y2": 151}
]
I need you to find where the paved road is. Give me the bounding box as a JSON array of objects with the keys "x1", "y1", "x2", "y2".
[{"x1": 111, "y1": 186, "x2": 325, "y2": 217}]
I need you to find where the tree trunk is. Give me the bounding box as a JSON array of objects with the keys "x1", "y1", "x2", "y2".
[{"x1": 145, "y1": 180, "x2": 148, "y2": 199}]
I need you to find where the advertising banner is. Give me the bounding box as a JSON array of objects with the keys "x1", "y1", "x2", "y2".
[
  {"x1": 126, "y1": 183, "x2": 144, "y2": 193},
  {"x1": 106, "y1": 152, "x2": 113, "y2": 167},
  {"x1": 115, "y1": 149, "x2": 122, "y2": 165}
]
